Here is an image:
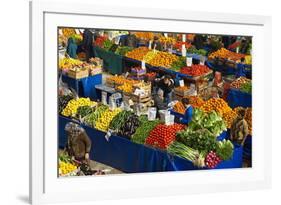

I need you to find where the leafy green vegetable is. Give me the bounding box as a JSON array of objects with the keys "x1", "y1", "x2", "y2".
[
  {"x1": 76, "y1": 106, "x2": 93, "y2": 118},
  {"x1": 109, "y1": 110, "x2": 133, "y2": 132},
  {"x1": 115, "y1": 46, "x2": 134, "y2": 56},
  {"x1": 188, "y1": 109, "x2": 227, "y2": 137},
  {"x1": 131, "y1": 116, "x2": 160, "y2": 144},
  {"x1": 170, "y1": 56, "x2": 186, "y2": 71},
  {"x1": 103, "y1": 39, "x2": 114, "y2": 51},
  {"x1": 168, "y1": 141, "x2": 205, "y2": 167},
  {"x1": 215, "y1": 139, "x2": 234, "y2": 160},
  {"x1": 84, "y1": 105, "x2": 108, "y2": 127},
  {"x1": 176, "y1": 128, "x2": 217, "y2": 153},
  {"x1": 240, "y1": 81, "x2": 252, "y2": 94},
  {"x1": 187, "y1": 47, "x2": 207, "y2": 56}
]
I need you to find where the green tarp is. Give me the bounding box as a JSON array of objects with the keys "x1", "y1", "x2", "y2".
[{"x1": 93, "y1": 46, "x2": 123, "y2": 75}]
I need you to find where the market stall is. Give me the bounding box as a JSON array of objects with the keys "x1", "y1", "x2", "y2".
[{"x1": 57, "y1": 28, "x2": 252, "y2": 176}]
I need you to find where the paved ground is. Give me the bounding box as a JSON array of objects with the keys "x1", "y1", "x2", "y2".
[{"x1": 88, "y1": 160, "x2": 123, "y2": 175}]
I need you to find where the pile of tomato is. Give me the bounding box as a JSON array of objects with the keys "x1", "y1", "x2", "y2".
[
  {"x1": 180, "y1": 64, "x2": 210, "y2": 76},
  {"x1": 145, "y1": 123, "x2": 185, "y2": 149}
]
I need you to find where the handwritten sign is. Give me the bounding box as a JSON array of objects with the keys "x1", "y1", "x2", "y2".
[
  {"x1": 179, "y1": 80, "x2": 184, "y2": 87},
  {"x1": 186, "y1": 57, "x2": 192, "y2": 66},
  {"x1": 182, "y1": 34, "x2": 186, "y2": 42},
  {"x1": 141, "y1": 61, "x2": 146, "y2": 69},
  {"x1": 181, "y1": 44, "x2": 186, "y2": 57},
  {"x1": 148, "y1": 40, "x2": 152, "y2": 49}
]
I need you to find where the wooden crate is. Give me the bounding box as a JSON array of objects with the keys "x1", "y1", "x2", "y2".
[
  {"x1": 133, "y1": 82, "x2": 152, "y2": 94},
  {"x1": 67, "y1": 69, "x2": 89, "y2": 79},
  {"x1": 131, "y1": 94, "x2": 151, "y2": 103},
  {"x1": 174, "y1": 88, "x2": 190, "y2": 97}
]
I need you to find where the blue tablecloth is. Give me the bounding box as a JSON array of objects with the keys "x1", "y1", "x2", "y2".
[
  {"x1": 61, "y1": 73, "x2": 102, "y2": 100},
  {"x1": 206, "y1": 60, "x2": 252, "y2": 78},
  {"x1": 227, "y1": 88, "x2": 252, "y2": 108},
  {"x1": 59, "y1": 116, "x2": 243, "y2": 173}
]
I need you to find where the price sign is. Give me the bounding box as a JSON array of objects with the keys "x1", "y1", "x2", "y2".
[
  {"x1": 104, "y1": 130, "x2": 112, "y2": 142},
  {"x1": 164, "y1": 33, "x2": 168, "y2": 37},
  {"x1": 181, "y1": 44, "x2": 186, "y2": 57},
  {"x1": 200, "y1": 56, "x2": 206, "y2": 65},
  {"x1": 75, "y1": 29, "x2": 80, "y2": 34},
  {"x1": 179, "y1": 80, "x2": 184, "y2": 87},
  {"x1": 186, "y1": 57, "x2": 192, "y2": 66},
  {"x1": 59, "y1": 29, "x2": 63, "y2": 35},
  {"x1": 115, "y1": 36, "x2": 120, "y2": 45},
  {"x1": 141, "y1": 61, "x2": 146, "y2": 69},
  {"x1": 125, "y1": 72, "x2": 129, "y2": 78},
  {"x1": 236, "y1": 47, "x2": 240, "y2": 53},
  {"x1": 182, "y1": 34, "x2": 186, "y2": 42},
  {"x1": 148, "y1": 40, "x2": 152, "y2": 49}
]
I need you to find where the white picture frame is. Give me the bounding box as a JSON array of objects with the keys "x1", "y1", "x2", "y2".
[{"x1": 29, "y1": 0, "x2": 272, "y2": 204}]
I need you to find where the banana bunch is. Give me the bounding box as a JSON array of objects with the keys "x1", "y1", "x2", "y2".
[
  {"x1": 61, "y1": 98, "x2": 97, "y2": 117},
  {"x1": 59, "y1": 58, "x2": 83, "y2": 70}
]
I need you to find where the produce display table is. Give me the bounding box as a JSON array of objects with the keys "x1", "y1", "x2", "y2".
[
  {"x1": 93, "y1": 46, "x2": 124, "y2": 75},
  {"x1": 206, "y1": 60, "x2": 252, "y2": 78},
  {"x1": 227, "y1": 88, "x2": 252, "y2": 108},
  {"x1": 61, "y1": 73, "x2": 102, "y2": 100},
  {"x1": 59, "y1": 115, "x2": 243, "y2": 173}
]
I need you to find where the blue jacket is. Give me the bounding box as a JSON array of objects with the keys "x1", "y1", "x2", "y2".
[
  {"x1": 180, "y1": 106, "x2": 193, "y2": 124},
  {"x1": 236, "y1": 63, "x2": 246, "y2": 78}
]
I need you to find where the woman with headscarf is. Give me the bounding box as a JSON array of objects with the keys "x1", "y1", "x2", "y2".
[
  {"x1": 65, "y1": 122, "x2": 92, "y2": 164},
  {"x1": 66, "y1": 37, "x2": 78, "y2": 58}
]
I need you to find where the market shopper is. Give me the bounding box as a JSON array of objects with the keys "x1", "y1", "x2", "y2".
[
  {"x1": 119, "y1": 32, "x2": 138, "y2": 47},
  {"x1": 230, "y1": 109, "x2": 249, "y2": 146},
  {"x1": 153, "y1": 88, "x2": 168, "y2": 112},
  {"x1": 181, "y1": 98, "x2": 194, "y2": 124},
  {"x1": 152, "y1": 36, "x2": 163, "y2": 51},
  {"x1": 82, "y1": 29, "x2": 94, "y2": 61},
  {"x1": 66, "y1": 37, "x2": 78, "y2": 59},
  {"x1": 156, "y1": 75, "x2": 175, "y2": 104},
  {"x1": 65, "y1": 122, "x2": 92, "y2": 164}
]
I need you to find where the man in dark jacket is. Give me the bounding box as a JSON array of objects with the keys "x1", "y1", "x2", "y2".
[
  {"x1": 156, "y1": 75, "x2": 175, "y2": 103},
  {"x1": 82, "y1": 29, "x2": 94, "y2": 61},
  {"x1": 65, "y1": 122, "x2": 92, "y2": 163}
]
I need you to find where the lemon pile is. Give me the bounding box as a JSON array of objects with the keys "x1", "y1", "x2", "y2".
[
  {"x1": 59, "y1": 161, "x2": 77, "y2": 176},
  {"x1": 59, "y1": 58, "x2": 83, "y2": 70},
  {"x1": 61, "y1": 98, "x2": 97, "y2": 117},
  {"x1": 95, "y1": 108, "x2": 122, "y2": 132}
]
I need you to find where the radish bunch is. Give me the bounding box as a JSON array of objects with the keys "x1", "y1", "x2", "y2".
[{"x1": 205, "y1": 151, "x2": 221, "y2": 168}]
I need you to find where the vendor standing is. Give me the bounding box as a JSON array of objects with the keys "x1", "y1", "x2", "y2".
[
  {"x1": 82, "y1": 29, "x2": 94, "y2": 61},
  {"x1": 66, "y1": 37, "x2": 78, "y2": 59},
  {"x1": 180, "y1": 98, "x2": 194, "y2": 124},
  {"x1": 156, "y1": 75, "x2": 175, "y2": 104},
  {"x1": 152, "y1": 36, "x2": 163, "y2": 51}
]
